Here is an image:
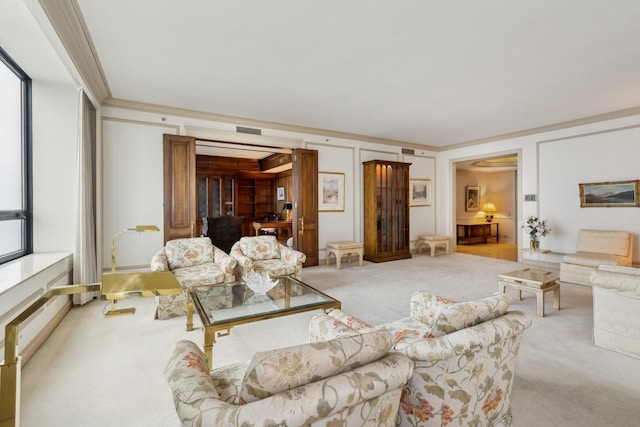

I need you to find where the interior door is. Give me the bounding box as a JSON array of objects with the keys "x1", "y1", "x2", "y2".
[
  {"x1": 292, "y1": 148, "x2": 319, "y2": 266},
  {"x1": 163, "y1": 134, "x2": 196, "y2": 243}
]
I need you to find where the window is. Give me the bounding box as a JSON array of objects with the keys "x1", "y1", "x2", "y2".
[{"x1": 0, "y1": 47, "x2": 32, "y2": 265}]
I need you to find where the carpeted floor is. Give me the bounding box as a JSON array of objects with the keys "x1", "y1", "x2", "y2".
[{"x1": 20, "y1": 253, "x2": 640, "y2": 426}]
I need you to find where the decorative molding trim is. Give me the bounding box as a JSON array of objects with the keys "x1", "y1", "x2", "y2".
[
  {"x1": 442, "y1": 106, "x2": 640, "y2": 151},
  {"x1": 37, "y1": 0, "x2": 111, "y2": 102},
  {"x1": 102, "y1": 97, "x2": 438, "y2": 151},
  {"x1": 185, "y1": 126, "x2": 302, "y2": 148}
]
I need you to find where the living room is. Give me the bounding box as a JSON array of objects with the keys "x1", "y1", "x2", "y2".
[{"x1": 2, "y1": 1, "x2": 640, "y2": 426}]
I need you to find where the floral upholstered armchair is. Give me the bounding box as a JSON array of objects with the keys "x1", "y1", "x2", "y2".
[
  {"x1": 164, "y1": 330, "x2": 413, "y2": 426},
  {"x1": 150, "y1": 237, "x2": 236, "y2": 319},
  {"x1": 229, "y1": 235, "x2": 306, "y2": 280},
  {"x1": 309, "y1": 292, "x2": 532, "y2": 427}
]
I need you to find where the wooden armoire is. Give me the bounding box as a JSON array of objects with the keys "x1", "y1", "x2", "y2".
[{"x1": 362, "y1": 160, "x2": 411, "y2": 262}]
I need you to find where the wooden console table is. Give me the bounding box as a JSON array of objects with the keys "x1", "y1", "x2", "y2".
[
  {"x1": 456, "y1": 223, "x2": 499, "y2": 245},
  {"x1": 252, "y1": 220, "x2": 292, "y2": 240}
]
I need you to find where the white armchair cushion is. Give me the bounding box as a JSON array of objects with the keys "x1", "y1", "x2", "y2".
[
  {"x1": 165, "y1": 237, "x2": 214, "y2": 269},
  {"x1": 172, "y1": 263, "x2": 226, "y2": 288},
  {"x1": 238, "y1": 329, "x2": 395, "y2": 403},
  {"x1": 238, "y1": 236, "x2": 281, "y2": 261}
]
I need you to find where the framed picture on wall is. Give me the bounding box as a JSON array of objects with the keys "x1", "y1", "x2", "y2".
[
  {"x1": 579, "y1": 180, "x2": 640, "y2": 207},
  {"x1": 465, "y1": 186, "x2": 480, "y2": 211},
  {"x1": 410, "y1": 179, "x2": 432, "y2": 206},
  {"x1": 318, "y1": 172, "x2": 345, "y2": 212},
  {"x1": 277, "y1": 186, "x2": 285, "y2": 201}
]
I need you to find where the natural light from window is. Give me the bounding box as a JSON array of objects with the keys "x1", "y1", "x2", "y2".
[{"x1": 0, "y1": 48, "x2": 30, "y2": 264}]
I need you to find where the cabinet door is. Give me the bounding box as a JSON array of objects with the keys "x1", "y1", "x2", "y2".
[{"x1": 163, "y1": 134, "x2": 196, "y2": 242}]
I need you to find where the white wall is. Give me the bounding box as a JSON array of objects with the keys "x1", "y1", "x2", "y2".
[
  {"x1": 102, "y1": 118, "x2": 178, "y2": 268},
  {"x1": 31, "y1": 81, "x2": 78, "y2": 253}
]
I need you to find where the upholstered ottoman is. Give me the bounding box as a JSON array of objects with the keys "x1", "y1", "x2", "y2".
[
  {"x1": 326, "y1": 241, "x2": 364, "y2": 269},
  {"x1": 416, "y1": 234, "x2": 450, "y2": 257}
]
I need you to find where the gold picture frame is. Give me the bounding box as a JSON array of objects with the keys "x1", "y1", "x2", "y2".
[{"x1": 579, "y1": 180, "x2": 639, "y2": 207}]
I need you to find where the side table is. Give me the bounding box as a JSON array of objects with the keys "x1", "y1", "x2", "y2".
[{"x1": 498, "y1": 268, "x2": 560, "y2": 317}]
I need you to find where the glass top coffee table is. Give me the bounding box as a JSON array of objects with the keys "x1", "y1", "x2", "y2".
[{"x1": 186, "y1": 275, "x2": 341, "y2": 369}]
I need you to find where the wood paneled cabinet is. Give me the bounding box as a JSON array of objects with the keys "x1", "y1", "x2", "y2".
[{"x1": 363, "y1": 160, "x2": 412, "y2": 262}]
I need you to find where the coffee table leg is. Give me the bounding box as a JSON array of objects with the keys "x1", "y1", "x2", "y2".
[
  {"x1": 536, "y1": 290, "x2": 545, "y2": 317},
  {"x1": 554, "y1": 286, "x2": 561, "y2": 310},
  {"x1": 204, "y1": 329, "x2": 215, "y2": 370},
  {"x1": 186, "y1": 292, "x2": 193, "y2": 332}
]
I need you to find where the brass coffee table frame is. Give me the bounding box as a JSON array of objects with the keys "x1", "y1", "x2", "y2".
[{"x1": 187, "y1": 276, "x2": 341, "y2": 369}]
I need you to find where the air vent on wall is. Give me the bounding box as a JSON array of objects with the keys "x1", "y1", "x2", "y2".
[
  {"x1": 524, "y1": 194, "x2": 537, "y2": 202},
  {"x1": 236, "y1": 126, "x2": 262, "y2": 135},
  {"x1": 401, "y1": 148, "x2": 415, "y2": 154}
]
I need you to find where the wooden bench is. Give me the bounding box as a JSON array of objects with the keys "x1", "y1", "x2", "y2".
[
  {"x1": 326, "y1": 241, "x2": 364, "y2": 269},
  {"x1": 416, "y1": 234, "x2": 450, "y2": 257}
]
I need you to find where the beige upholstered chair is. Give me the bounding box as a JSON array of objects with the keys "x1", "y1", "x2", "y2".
[
  {"x1": 150, "y1": 237, "x2": 236, "y2": 319},
  {"x1": 229, "y1": 235, "x2": 306, "y2": 280},
  {"x1": 164, "y1": 331, "x2": 413, "y2": 426},
  {"x1": 589, "y1": 265, "x2": 640, "y2": 359},
  {"x1": 310, "y1": 292, "x2": 531, "y2": 427},
  {"x1": 560, "y1": 229, "x2": 633, "y2": 286}
]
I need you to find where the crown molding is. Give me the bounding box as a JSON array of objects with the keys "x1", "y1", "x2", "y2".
[
  {"x1": 102, "y1": 97, "x2": 441, "y2": 152},
  {"x1": 442, "y1": 105, "x2": 640, "y2": 151},
  {"x1": 37, "y1": 0, "x2": 110, "y2": 103}
]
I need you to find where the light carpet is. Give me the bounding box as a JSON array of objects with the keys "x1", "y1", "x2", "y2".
[{"x1": 20, "y1": 253, "x2": 640, "y2": 426}]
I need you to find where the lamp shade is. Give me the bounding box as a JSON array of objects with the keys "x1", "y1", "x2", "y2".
[
  {"x1": 282, "y1": 202, "x2": 293, "y2": 211},
  {"x1": 482, "y1": 202, "x2": 497, "y2": 212}
]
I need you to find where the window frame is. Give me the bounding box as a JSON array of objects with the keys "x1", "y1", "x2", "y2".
[{"x1": 0, "y1": 46, "x2": 33, "y2": 265}]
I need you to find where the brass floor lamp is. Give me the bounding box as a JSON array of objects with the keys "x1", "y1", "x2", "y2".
[
  {"x1": 106, "y1": 224, "x2": 160, "y2": 316},
  {"x1": 1, "y1": 225, "x2": 179, "y2": 427}
]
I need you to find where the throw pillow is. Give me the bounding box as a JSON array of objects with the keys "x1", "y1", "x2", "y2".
[
  {"x1": 238, "y1": 329, "x2": 394, "y2": 403},
  {"x1": 165, "y1": 237, "x2": 214, "y2": 270},
  {"x1": 239, "y1": 236, "x2": 281, "y2": 261}
]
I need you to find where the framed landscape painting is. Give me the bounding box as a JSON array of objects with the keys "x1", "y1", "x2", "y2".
[
  {"x1": 579, "y1": 180, "x2": 639, "y2": 207},
  {"x1": 410, "y1": 179, "x2": 432, "y2": 206}
]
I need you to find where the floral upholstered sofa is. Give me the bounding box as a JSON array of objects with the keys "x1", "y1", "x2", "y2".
[
  {"x1": 310, "y1": 292, "x2": 532, "y2": 427},
  {"x1": 229, "y1": 235, "x2": 306, "y2": 280},
  {"x1": 164, "y1": 330, "x2": 413, "y2": 426},
  {"x1": 151, "y1": 237, "x2": 236, "y2": 319}
]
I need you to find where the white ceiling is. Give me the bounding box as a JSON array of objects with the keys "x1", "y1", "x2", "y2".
[{"x1": 71, "y1": 1, "x2": 640, "y2": 149}]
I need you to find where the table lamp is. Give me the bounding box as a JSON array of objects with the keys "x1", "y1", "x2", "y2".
[
  {"x1": 482, "y1": 202, "x2": 497, "y2": 223},
  {"x1": 111, "y1": 225, "x2": 160, "y2": 273},
  {"x1": 283, "y1": 202, "x2": 293, "y2": 221}
]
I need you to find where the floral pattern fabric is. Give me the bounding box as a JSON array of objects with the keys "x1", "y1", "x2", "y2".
[
  {"x1": 164, "y1": 337, "x2": 414, "y2": 427},
  {"x1": 239, "y1": 329, "x2": 395, "y2": 403},
  {"x1": 309, "y1": 294, "x2": 531, "y2": 427},
  {"x1": 410, "y1": 291, "x2": 512, "y2": 337},
  {"x1": 230, "y1": 236, "x2": 306, "y2": 281},
  {"x1": 151, "y1": 238, "x2": 237, "y2": 319}
]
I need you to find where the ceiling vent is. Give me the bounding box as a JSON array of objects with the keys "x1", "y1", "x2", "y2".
[{"x1": 236, "y1": 126, "x2": 262, "y2": 135}]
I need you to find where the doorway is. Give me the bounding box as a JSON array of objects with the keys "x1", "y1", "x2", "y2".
[{"x1": 453, "y1": 153, "x2": 519, "y2": 261}]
